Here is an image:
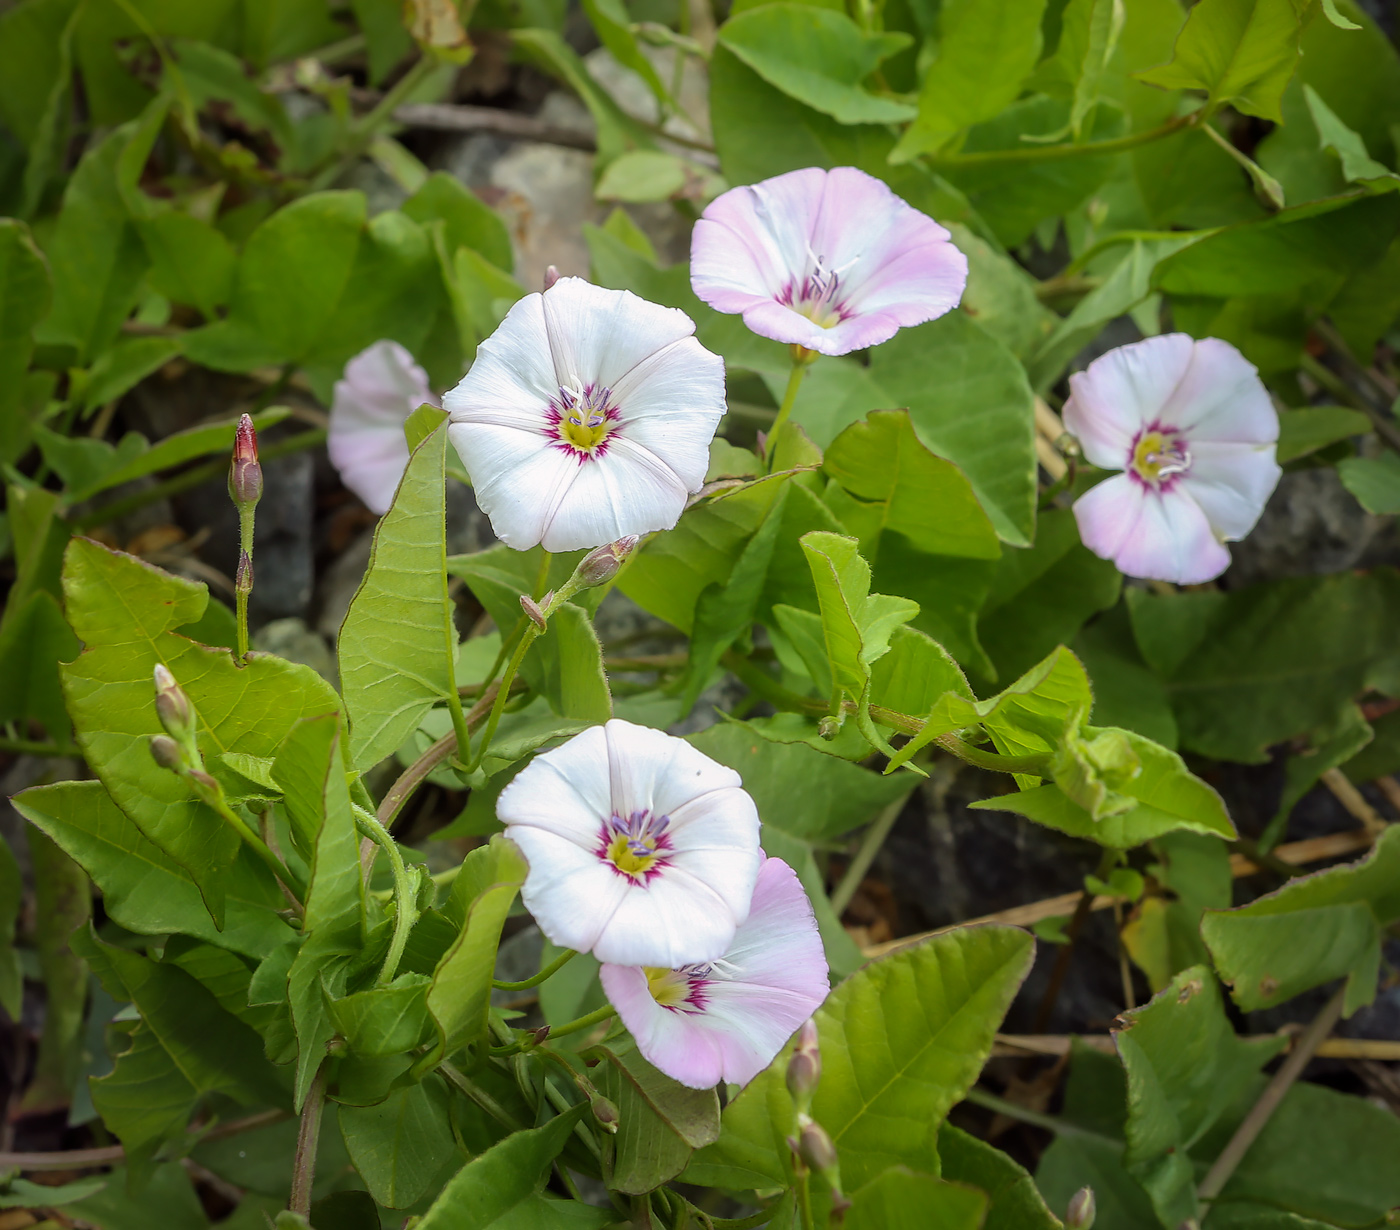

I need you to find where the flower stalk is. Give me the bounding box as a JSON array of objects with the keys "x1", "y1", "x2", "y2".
[
  {"x1": 765, "y1": 349, "x2": 814, "y2": 469},
  {"x1": 228, "y1": 414, "x2": 262, "y2": 662}
]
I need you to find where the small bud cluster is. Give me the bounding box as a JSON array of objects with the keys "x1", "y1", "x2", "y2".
[
  {"x1": 785, "y1": 1018, "x2": 846, "y2": 1220},
  {"x1": 1066, "y1": 1186, "x2": 1096, "y2": 1230},
  {"x1": 147, "y1": 665, "x2": 224, "y2": 815},
  {"x1": 578, "y1": 535, "x2": 639, "y2": 589}
]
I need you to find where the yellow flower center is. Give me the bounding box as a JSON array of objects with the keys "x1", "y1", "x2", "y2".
[
  {"x1": 645, "y1": 967, "x2": 692, "y2": 1008},
  {"x1": 552, "y1": 385, "x2": 616, "y2": 456},
  {"x1": 559, "y1": 409, "x2": 611, "y2": 453},
  {"x1": 1130, "y1": 429, "x2": 1191, "y2": 486},
  {"x1": 606, "y1": 831, "x2": 662, "y2": 878}
]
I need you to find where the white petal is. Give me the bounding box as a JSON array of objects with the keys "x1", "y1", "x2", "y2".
[
  {"x1": 1158, "y1": 337, "x2": 1279, "y2": 444},
  {"x1": 497, "y1": 725, "x2": 612, "y2": 844},
  {"x1": 538, "y1": 441, "x2": 689, "y2": 553},
  {"x1": 540, "y1": 277, "x2": 697, "y2": 391},
  {"x1": 443, "y1": 293, "x2": 558, "y2": 417},
  {"x1": 611, "y1": 337, "x2": 727, "y2": 493},
  {"x1": 1074, "y1": 474, "x2": 1230, "y2": 584},
  {"x1": 1180, "y1": 441, "x2": 1281, "y2": 540},
  {"x1": 591, "y1": 864, "x2": 740, "y2": 966},
  {"x1": 511, "y1": 826, "x2": 631, "y2": 954},
  {"x1": 1063, "y1": 334, "x2": 1198, "y2": 469},
  {"x1": 447, "y1": 421, "x2": 581, "y2": 550},
  {"x1": 601, "y1": 719, "x2": 744, "y2": 819}
]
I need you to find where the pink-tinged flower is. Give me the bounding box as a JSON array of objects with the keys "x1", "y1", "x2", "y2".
[
  {"x1": 497, "y1": 719, "x2": 761, "y2": 967},
  {"x1": 689, "y1": 166, "x2": 967, "y2": 357},
  {"x1": 444, "y1": 278, "x2": 726, "y2": 553},
  {"x1": 328, "y1": 340, "x2": 438, "y2": 515},
  {"x1": 1065, "y1": 334, "x2": 1281, "y2": 585},
  {"x1": 600, "y1": 858, "x2": 829, "y2": 1089}
]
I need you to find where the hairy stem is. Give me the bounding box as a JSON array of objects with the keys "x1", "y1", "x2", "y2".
[
  {"x1": 963, "y1": 1087, "x2": 1121, "y2": 1144},
  {"x1": 540, "y1": 1003, "x2": 616, "y2": 1043},
  {"x1": 766, "y1": 358, "x2": 810, "y2": 468},
  {"x1": 1197, "y1": 985, "x2": 1347, "y2": 1203},
  {"x1": 926, "y1": 109, "x2": 1198, "y2": 170},
  {"x1": 288, "y1": 1066, "x2": 326, "y2": 1219},
  {"x1": 830, "y1": 792, "x2": 912, "y2": 916}
]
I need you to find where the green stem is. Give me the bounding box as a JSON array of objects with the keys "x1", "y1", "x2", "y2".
[
  {"x1": 0, "y1": 738, "x2": 82, "y2": 758},
  {"x1": 235, "y1": 505, "x2": 254, "y2": 663},
  {"x1": 354, "y1": 807, "x2": 417, "y2": 985},
  {"x1": 73, "y1": 428, "x2": 327, "y2": 530},
  {"x1": 288, "y1": 1066, "x2": 326, "y2": 1219},
  {"x1": 926, "y1": 109, "x2": 1198, "y2": 170},
  {"x1": 439, "y1": 1060, "x2": 526, "y2": 1131},
  {"x1": 829, "y1": 792, "x2": 912, "y2": 916},
  {"x1": 962, "y1": 1087, "x2": 1121, "y2": 1144},
  {"x1": 795, "y1": 1172, "x2": 816, "y2": 1230},
  {"x1": 204, "y1": 787, "x2": 305, "y2": 905},
  {"x1": 931, "y1": 731, "x2": 1052, "y2": 776},
  {"x1": 1199, "y1": 119, "x2": 1284, "y2": 209},
  {"x1": 311, "y1": 55, "x2": 438, "y2": 191},
  {"x1": 493, "y1": 946, "x2": 578, "y2": 992},
  {"x1": 543, "y1": 1003, "x2": 616, "y2": 1042},
  {"x1": 469, "y1": 623, "x2": 540, "y2": 772},
  {"x1": 539, "y1": 1072, "x2": 604, "y2": 1163},
  {"x1": 766, "y1": 358, "x2": 810, "y2": 469}
]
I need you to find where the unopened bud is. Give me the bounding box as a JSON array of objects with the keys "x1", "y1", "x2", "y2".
[
  {"x1": 795, "y1": 1018, "x2": 819, "y2": 1055},
  {"x1": 150, "y1": 734, "x2": 186, "y2": 771},
  {"x1": 520, "y1": 593, "x2": 547, "y2": 631},
  {"x1": 228, "y1": 414, "x2": 263, "y2": 509},
  {"x1": 818, "y1": 715, "x2": 840, "y2": 740},
  {"x1": 153, "y1": 664, "x2": 196, "y2": 743},
  {"x1": 1066, "y1": 1186, "x2": 1095, "y2": 1230},
  {"x1": 796, "y1": 1121, "x2": 838, "y2": 1174},
  {"x1": 786, "y1": 1050, "x2": 820, "y2": 1105},
  {"x1": 591, "y1": 1095, "x2": 620, "y2": 1133},
  {"x1": 543, "y1": 264, "x2": 560, "y2": 291},
  {"x1": 578, "y1": 536, "x2": 638, "y2": 588}
]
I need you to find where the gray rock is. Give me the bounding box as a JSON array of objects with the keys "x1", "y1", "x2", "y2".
[
  {"x1": 252, "y1": 617, "x2": 338, "y2": 687},
  {"x1": 317, "y1": 527, "x2": 376, "y2": 643},
  {"x1": 249, "y1": 450, "x2": 316, "y2": 622}
]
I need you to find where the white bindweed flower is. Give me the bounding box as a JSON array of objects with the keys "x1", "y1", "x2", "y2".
[
  {"x1": 327, "y1": 340, "x2": 438, "y2": 515},
  {"x1": 443, "y1": 277, "x2": 726, "y2": 552},
  {"x1": 1065, "y1": 334, "x2": 1281, "y2": 585},
  {"x1": 600, "y1": 857, "x2": 829, "y2": 1089},
  {"x1": 690, "y1": 166, "x2": 968, "y2": 356},
  {"x1": 497, "y1": 719, "x2": 762, "y2": 968}
]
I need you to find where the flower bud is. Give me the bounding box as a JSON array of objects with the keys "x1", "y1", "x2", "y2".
[
  {"x1": 818, "y1": 715, "x2": 841, "y2": 740},
  {"x1": 577, "y1": 536, "x2": 638, "y2": 588},
  {"x1": 796, "y1": 1121, "x2": 838, "y2": 1175},
  {"x1": 795, "y1": 1017, "x2": 819, "y2": 1055},
  {"x1": 228, "y1": 414, "x2": 263, "y2": 510},
  {"x1": 153, "y1": 664, "x2": 196, "y2": 744},
  {"x1": 1066, "y1": 1186, "x2": 1096, "y2": 1230},
  {"x1": 590, "y1": 1094, "x2": 620, "y2": 1133},
  {"x1": 520, "y1": 593, "x2": 547, "y2": 631},
  {"x1": 149, "y1": 734, "x2": 186, "y2": 771},
  {"x1": 543, "y1": 264, "x2": 560, "y2": 291},
  {"x1": 786, "y1": 1050, "x2": 820, "y2": 1106}
]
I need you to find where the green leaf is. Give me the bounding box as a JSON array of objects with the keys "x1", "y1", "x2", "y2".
[
  {"x1": 280, "y1": 715, "x2": 366, "y2": 1107},
  {"x1": 591, "y1": 1041, "x2": 720, "y2": 1194},
  {"x1": 1303, "y1": 84, "x2": 1397, "y2": 184},
  {"x1": 584, "y1": 0, "x2": 677, "y2": 116},
  {"x1": 89, "y1": 1019, "x2": 201, "y2": 1179},
  {"x1": 1338, "y1": 451, "x2": 1400, "y2": 513},
  {"x1": 1073, "y1": 604, "x2": 1178, "y2": 749},
  {"x1": 1261, "y1": 703, "x2": 1372, "y2": 851},
  {"x1": 532, "y1": 602, "x2": 612, "y2": 723},
  {"x1": 33, "y1": 121, "x2": 149, "y2": 364},
  {"x1": 1127, "y1": 573, "x2": 1400, "y2": 763},
  {"x1": 1201, "y1": 824, "x2": 1400, "y2": 1015},
  {"x1": 14, "y1": 781, "x2": 291, "y2": 961},
  {"x1": 59, "y1": 539, "x2": 340, "y2": 925},
  {"x1": 79, "y1": 334, "x2": 185, "y2": 413},
  {"x1": 1135, "y1": 0, "x2": 1307, "y2": 122},
  {"x1": 685, "y1": 924, "x2": 1034, "y2": 1193},
  {"x1": 971, "y1": 728, "x2": 1236, "y2": 847},
  {"x1": 868, "y1": 625, "x2": 976, "y2": 732},
  {"x1": 0, "y1": 589, "x2": 80, "y2": 741},
  {"x1": 717, "y1": 4, "x2": 914, "y2": 125},
  {"x1": 1275, "y1": 405, "x2": 1371, "y2": 461},
  {"x1": 975, "y1": 509, "x2": 1122, "y2": 687},
  {"x1": 339, "y1": 1075, "x2": 459, "y2": 1208},
  {"x1": 415, "y1": 1103, "x2": 589, "y2": 1228},
  {"x1": 329, "y1": 974, "x2": 433, "y2": 1057},
  {"x1": 0, "y1": 219, "x2": 50, "y2": 446},
  {"x1": 845, "y1": 1167, "x2": 989, "y2": 1230},
  {"x1": 403, "y1": 171, "x2": 514, "y2": 273},
  {"x1": 338, "y1": 421, "x2": 462, "y2": 770},
  {"x1": 800, "y1": 530, "x2": 919, "y2": 712},
  {"x1": 425, "y1": 835, "x2": 528, "y2": 1063},
  {"x1": 891, "y1": 0, "x2": 1047, "y2": 160},
  {"x1": 1031, "y1": 0, "x2": 1128, "y2": 140},
  {"x1": 0, "y1": 834, "x2": 21, "y2": 1020},
  {"x1": 689, "y1": 722, "x2": 910, "y2": 844},
  {"x1": 936, "y1": 1123, "x2": 1064, "y2": 1230},
  {"x1": 79, "y1": 926, "x2": 287, "y2": 1107},
  {"x1": 824, "y1": 410, "x2": 1002, "y2": 564},
  {"x1": 1113, "y1": 966, "x2": 1284, "y2": 1227},
  {"x1": 1122, "y1": 832, "x2": 1233, "y2": 993},
  {"x1": 183, "y1": 192, "x2": 365, "y2": 371},
  {"x1": 138, "y1": 212, "x2": 237, "y2": 318},
  {"x1": 0, "y1": 1174, "x2": 106, "y2": 1210}
]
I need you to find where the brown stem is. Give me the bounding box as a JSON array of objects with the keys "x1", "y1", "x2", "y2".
[
  {"x1": 288, "y1": 1067, "x2": 326, "y2": 1219},
  {"x1": 1197, "y1": 985, "x2": 1347, "y2": 1203},
  {"x1": 1032, "y1": 849, "x2": 1116, "y2": 1032},
  {"x1": 0, "y1": 1108, "x2": 287, "y2": 1172}
]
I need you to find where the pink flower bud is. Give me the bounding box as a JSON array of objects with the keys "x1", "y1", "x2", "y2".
[
  {"x1": 796, "y1": 1121, "x2": 838, "y2": 1174},
  {"x1": 520, "y1": 594, "x2": 547, "y2": 631},
  {"x1": 543, "y1": 264, "x2": 560, "y2": 291},
  {"x1": 1066, "y1": 1186, "x2": 1096, "y2": 1230},
  {"x1": 590, "y1": 1095, "x2": 620, "y2": 1133},
  {"x1": 228, "y1": 414, "x2": 263, "y2": 510},
  {"x1": 149, "y1": 734, "x2": 185, "y2": 771},
  {"x1": 578, "y1": 536, "x2": 638, "y2": 588},
  {"x1": 786, "y1": 1049, "x2": 820, "y2": 1106},
  {"x1": 153, "y1": 664, "x2": 196, "y2": 744}
]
